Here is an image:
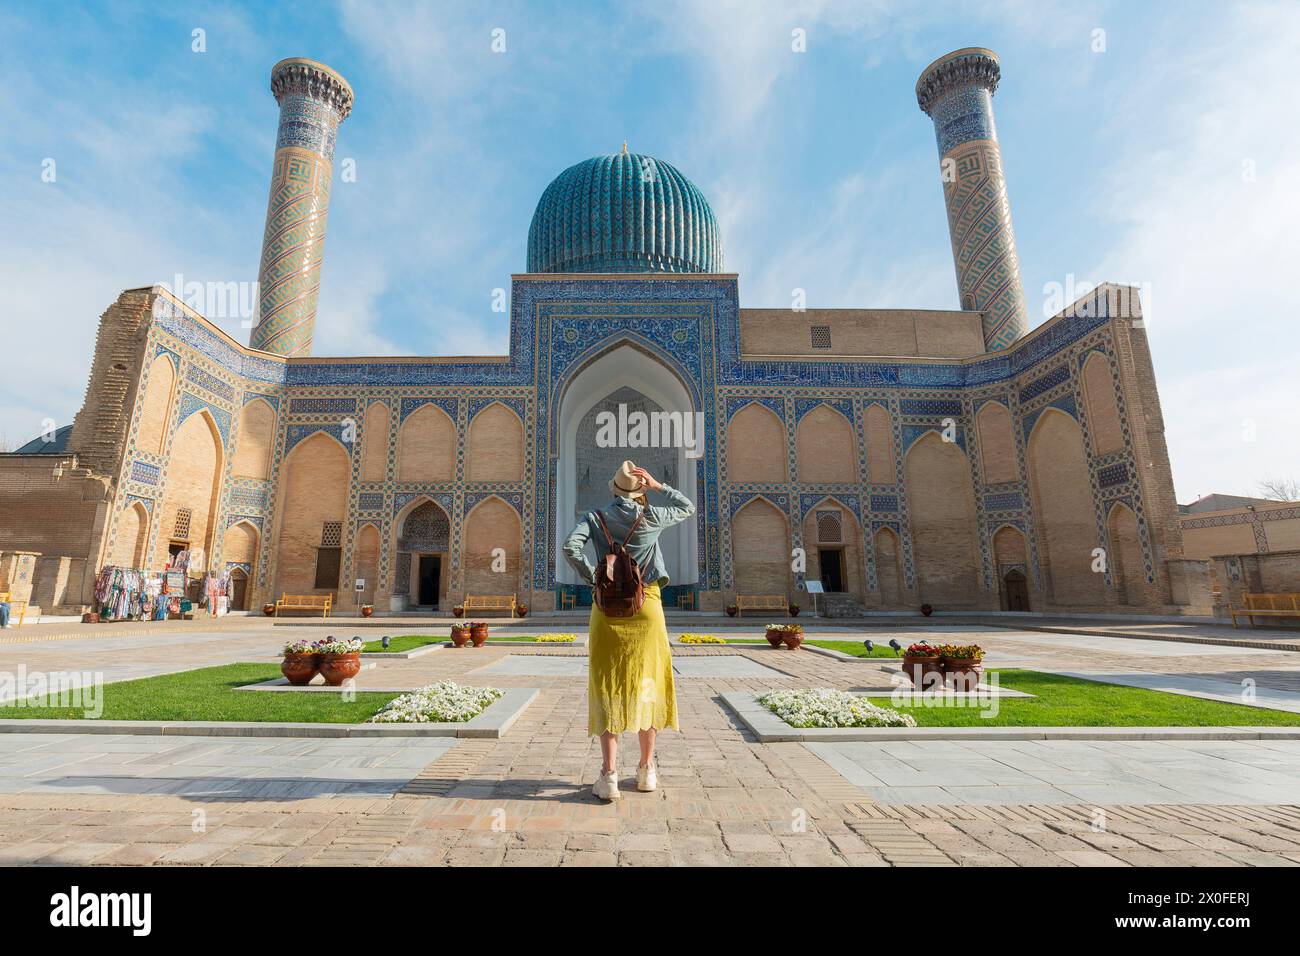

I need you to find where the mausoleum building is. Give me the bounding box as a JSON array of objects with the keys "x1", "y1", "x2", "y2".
[{"x1": 0, "y1": 50, "x2": 1213, "y2": 618}]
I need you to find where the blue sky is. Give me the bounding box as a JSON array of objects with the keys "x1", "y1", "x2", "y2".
[{"x1": 1, "y1": 0, "x2": 1296, "y2": 502}]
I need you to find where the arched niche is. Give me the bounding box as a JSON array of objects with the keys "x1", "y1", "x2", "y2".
[{"x1": 555, "y1": 342, "x2": 699, "y2": 587}]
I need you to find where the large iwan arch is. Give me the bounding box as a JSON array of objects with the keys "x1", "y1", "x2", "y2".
[{"x1": 555, "y1": 342, "x2": 699, "y2": 588}]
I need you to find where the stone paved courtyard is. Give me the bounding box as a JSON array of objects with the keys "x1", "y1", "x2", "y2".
[{"x1": 2, "y1": 618, "x2": 1300, "y2": 866}]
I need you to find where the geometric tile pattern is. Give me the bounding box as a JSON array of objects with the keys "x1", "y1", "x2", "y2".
[
  {"x1": 113, "y1": 262, "x2": 1158, "y2": 612},
  {"x1": 248, "y1": 60, "x2": 353, "y2": 358},
  {"x1": 917, "y1": 48, "x2": 1029, "y2": 352}
]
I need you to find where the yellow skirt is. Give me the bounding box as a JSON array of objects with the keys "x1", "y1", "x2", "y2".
[{"x1": 587, "y1": 582, "x2": 679, "y2": 736}]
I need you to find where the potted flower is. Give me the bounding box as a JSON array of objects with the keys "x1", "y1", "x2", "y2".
[
  {"x1": 900, "y1": 642, "x2": 943, "y2": 689},
  {"x1": 516, "y1": 603, "x2": 529, "y2": 618},
  {"x1": 262, "y1": 602, "x2": 276, "y2": 617},
  {"x1": 939, "y1": 644, "x2": 985, "y2": 691},
  {"x1": 788, "y1": 602, "x2": 801, "y2": 617},
  {"x1": 725, "y1": 604, "x2": 738, "y2": 618},
  {"x1": 469, "y1": 620, "x2": 489, "y2": 647},
  {"x1": 450, "y1": 623, "x2": 471, "y2": 647},
  {"x1": 766, "y1": 623, "x2": 804, "y2": 649},
  {"x1": 360, "y1": 603, "x2": 374, "y2": 618},
  {"x1": 452, "y1": 604, "x2": 465, "y2": 618},
  {"x1": 920, "y1": 603, "x2": 934, "y2": 617},
  {"x1": 281, "y1": 638, "x2": 323, "y2": 686},
  {"x1": 318, "y1": 636, "x2": 364, "y2": 686}
]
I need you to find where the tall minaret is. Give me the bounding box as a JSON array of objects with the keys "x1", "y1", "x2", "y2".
[
  {"x1": 916, "y1": 48, "x2": 1028, "y2": 351},
  {"x1": 249, "y1": 58, "x2": 354, "y2": 357}
]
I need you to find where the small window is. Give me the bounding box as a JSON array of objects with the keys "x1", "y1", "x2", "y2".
[
  {"x1": 811, "y1": 325, "x2": 832, "y2": 350},
  {"x1": 314, "y1": 547, "x2": 342, "y2": 589},
  {"x1": 815, "y1": 509, "x2": 842, "y2": 544},
  {"x1": 173, "y1": 508, "x2": 192, "y2": 539},
  {"x1": 321, "y1": 521, "x2": 342, "y2": 548}
]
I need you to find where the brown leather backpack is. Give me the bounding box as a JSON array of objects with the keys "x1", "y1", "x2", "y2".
[{"x1": 590, "y1": 510, "x2": 645, "y2": 618}]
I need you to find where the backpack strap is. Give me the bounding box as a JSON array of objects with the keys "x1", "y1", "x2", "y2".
[
  {"x1": 621, "y1": 513, "x2": 643, "y2": 547},
  {"x1": 590, "y1": 510, "x2": 615, "y2": 550},
  {"x1": 592, "y1": 509, "x2": 642, "y2": 549}
]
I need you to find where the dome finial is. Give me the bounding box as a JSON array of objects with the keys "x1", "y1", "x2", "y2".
[{"x1": 621, "y1": 140, "x2": 628, "y2": 155}]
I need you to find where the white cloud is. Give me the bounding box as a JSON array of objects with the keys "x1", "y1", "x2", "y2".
[{"x1": 1086, "y1": 2, "x2": 1300, "y2": 500}]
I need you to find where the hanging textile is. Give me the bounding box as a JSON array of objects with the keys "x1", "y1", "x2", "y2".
[{"x1": 94, "y1": 566, "x2": 169, "y2": 622}]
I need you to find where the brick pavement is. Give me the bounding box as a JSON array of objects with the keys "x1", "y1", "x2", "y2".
[{"x1": 2, "y1": 623, "x2": 1300, "y2": 865}]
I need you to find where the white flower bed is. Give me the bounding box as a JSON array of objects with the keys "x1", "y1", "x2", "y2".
[
  {"x1": 368, "y1": 681, "x2": 504, "y2": 723},
  {"x1": 758, "y1": 688, "x2": 917, "y2": 729}
]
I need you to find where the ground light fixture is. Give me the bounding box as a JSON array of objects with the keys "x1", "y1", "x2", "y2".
[
  {"x1": 382, "y1": 635, "x2": 391, "y2": 650},
  {"x1": 863, "y1": 639, "x2": 874, "y2": 653},
  {"x1": 888, "y1": 638, "x2": 902, "y2": 655}
]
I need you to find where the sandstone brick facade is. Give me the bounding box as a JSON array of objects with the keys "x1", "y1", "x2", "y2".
[{"x1": 0, "y1": 281, "x2": 1210, "y2": 617}]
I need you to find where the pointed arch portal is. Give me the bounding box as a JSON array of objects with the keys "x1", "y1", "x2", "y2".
[{"x1": 555, "y1": 342, "x2": 699, "y2": 586}]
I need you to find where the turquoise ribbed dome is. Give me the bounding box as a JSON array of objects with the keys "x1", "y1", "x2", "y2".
[{"x1": 527, "y1": 152, "x2": 722, "y2": 274}]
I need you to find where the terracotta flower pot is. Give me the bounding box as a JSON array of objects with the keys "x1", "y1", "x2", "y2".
[
  {"x1": 262, "y1": 603, "x2": 276, "y2": 617},
  {"x1": 452, "y1": 606, "x2": 465, "y2": 618},
  {"x1": 450, "y1": 626, "x2": 471, "y2": 647},
  {"x1": 360, "y1": 606, "x2": 373, "y2": 618},
  {"x1": 765, "y1": 628, "x2": 785, "y2": 647},
  {"x1": 781, "y1": 631, "x2": 804, "y2": 650},
  {"x1": 901, "y1": 654, "x2": 944, "y2": 690},
  {"x1": 281, "y1": 653, "x2": 320, "y2": 686},
  {"x1": 470, "y1": 624, "x2": 489, "y2": 647},
  {"x1": 942, "y1": 658, "x2": 983, "y2": 692},
  {"x1": 81, "y1": 612, "x2": 100, "y2": 624},
  {"x1": 516, "y1": 605, "x2": 528, "y2": 618},
  {"x1": 789, "y1": 605, "x2": 800, "y2": 617},
  {"x1": 920, "y1": 604, "x2": 934, "y2": 617},
  {"x1": 319, "y1": 652, "x2": 361, "y2": 686},
  {"x1": 725, "y1": 606, "x2": 738, "y2": 617}
]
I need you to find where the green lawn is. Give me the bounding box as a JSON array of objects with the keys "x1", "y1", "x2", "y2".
[
  {"x1": 0, "y1": 663, "x2": 400, "y2": 723},
  {"x1": 362, "y1": 634, "x2": 569, "y2": 653},
  {"x1": 806, "y1": 639, "x2": 909, "y2": 659},
  {"x1": 863, "y1": 670, "x2": 1300, "y2": 727}
]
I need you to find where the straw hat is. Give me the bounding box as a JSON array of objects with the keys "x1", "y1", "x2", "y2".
[{"x1": 608, "y1": 460, "x2": 644, "y2": 499}]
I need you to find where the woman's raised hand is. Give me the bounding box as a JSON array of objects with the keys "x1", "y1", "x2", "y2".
[{"x1": 629, "y1": 466, "x2": 662, "y2": 491}]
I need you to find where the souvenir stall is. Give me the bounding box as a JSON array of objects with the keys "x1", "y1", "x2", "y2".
[
  {"x1": 200, "y1": 571, "x2": 231, "y2": 616},
  {"x1": 93, "y1": 566, "x2": 165, "y2": 622},
  {"x1": 92, "y1": 556, "x2": 197, "y2": 623}
]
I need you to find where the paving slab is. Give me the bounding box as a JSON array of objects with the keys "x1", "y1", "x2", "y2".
[
  {"x1": 0, "y1": 734, "x2": 459, "y2": 798},
  {"x1": 809, "y1": 739, "x2": 1300, "y2": 805}
]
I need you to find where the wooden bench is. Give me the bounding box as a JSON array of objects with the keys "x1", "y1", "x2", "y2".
[
  {"x1": 0, "y1": 591, "x2": 28, "y2": 628},
  {"x1": 1230, "y1": 593, "x2": 1300, "y2": 628},
  {"x1": 274, "y1": 593, "x2": 332, "y2": 618},
  {"x1": 736, "y1": 594, "x2": 788, "y2": 617},
  {"x1": 464, "y1": 594, "x2": 517, "y2": 618}
]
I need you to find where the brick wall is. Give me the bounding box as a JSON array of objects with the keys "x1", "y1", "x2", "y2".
[
  {"x1": 727, "y1": 404, "x2": 786, "y2": 482},
  {"x1": 396, "y1": 404, "x2": 454, "y2": 482},
  {"x1": 976, "y1": 401, "x2": 1016, "y2": 483},
  {"x1": 731, "y1": 498, "x2": 791, "y2": 597},
  {"x1": 739, "y1": 308, "x2": 986, "y2": 358},
  {"x1": 904, "y1": 432, "x2": 985, "y2": 608},
  {"x1": 794, "y1": 405, "x2": 855, "y2": 483},
  {"x1": 1027, "y1": 408, "x2": 1109, "y2": 606},
  {"x1": 465, "y1": 404, "x2": 524, "y2": 482}
]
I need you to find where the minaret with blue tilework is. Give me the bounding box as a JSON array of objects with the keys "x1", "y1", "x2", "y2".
[
  {"x1": 916, "y1": 48, "x2": 1028, "y2": 351},
  {"x1": 249, "y1": 58, "x2": 353, "y2": 357}
]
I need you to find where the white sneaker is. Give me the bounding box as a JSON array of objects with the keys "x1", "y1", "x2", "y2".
[
  {"x1": 592, "y1": 769, "x2": 620, "y2": 801},
  {"x1": 636, "y1": 762, "x2": 657, "y2": 792}
]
